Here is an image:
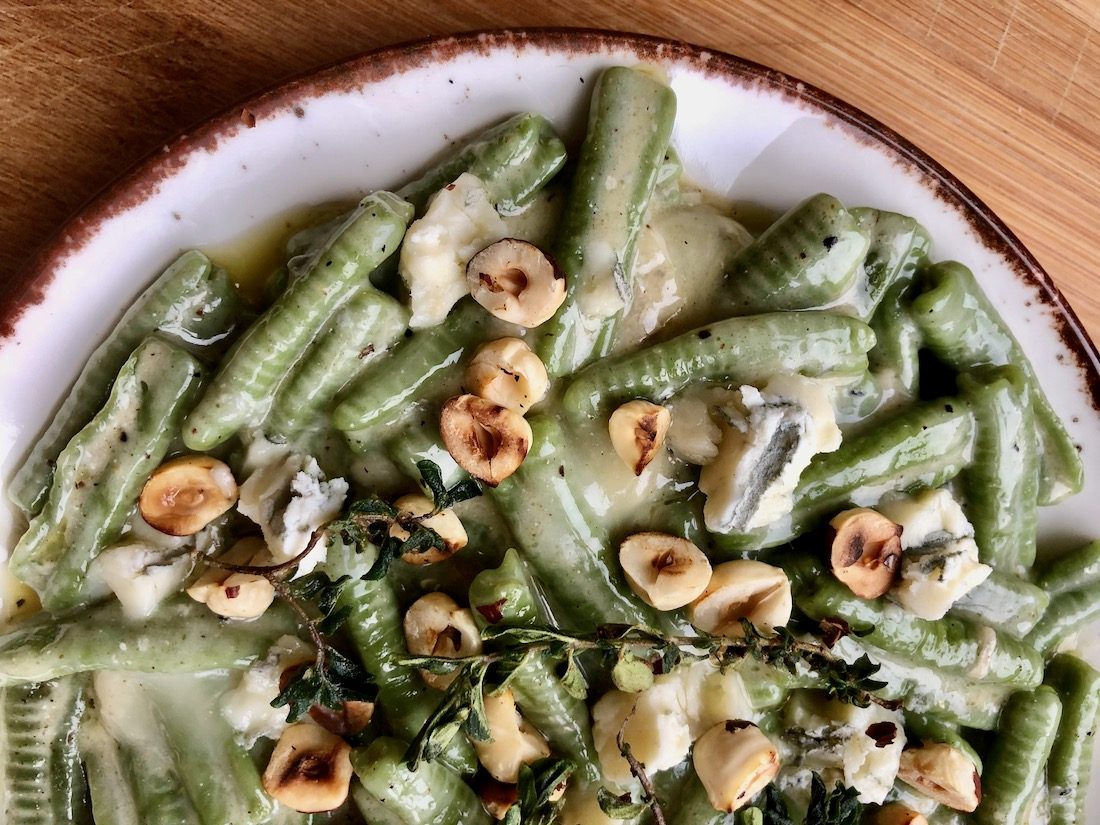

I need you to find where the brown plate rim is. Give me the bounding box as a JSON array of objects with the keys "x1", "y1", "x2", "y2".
[{"x1": 2, "y1": 26, "x2": 1097, "y2": 409}]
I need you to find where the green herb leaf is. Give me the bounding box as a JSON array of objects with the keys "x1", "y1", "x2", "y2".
[
  {"x1": 271, "y1": 648, "x2": 375, "y2": 722},
  {"x1": 558, "y1": 649, "x2": 588, "y2": 700},
  {"x1": 415, "y1": 459, "x2": 483, "y2": 511},
  {"x1": 363, "y1": 536, "x2": 402, "y2": 581},
  {"x1": 804, "y1": 774, "x2": 863, "y2": 825},
  {"x1": 464, "y1": 662, "x2": 491, "y2": 742},
  {"x1": 759, "y1": 784, "x2": 794, "y2": 825},
  {"x1": 397, "y1": 525, "x2": 446, "y2": 558},
  {"x1": 596, "y1": 788, "x2": 648, "y2": 819}
]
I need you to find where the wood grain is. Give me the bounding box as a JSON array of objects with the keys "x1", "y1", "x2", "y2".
[{"x1": 1, "y1": 1, "x2": 1097, "y2": 340}]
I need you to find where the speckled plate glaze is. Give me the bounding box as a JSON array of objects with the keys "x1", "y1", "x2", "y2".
[{"x1": 1, "y1": 27, "x2": 1098, "y2": 813}]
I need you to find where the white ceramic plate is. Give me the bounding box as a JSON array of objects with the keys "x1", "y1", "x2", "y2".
[{"x1": 1, "y1": 27, "x2": 1098, "y2": 817}]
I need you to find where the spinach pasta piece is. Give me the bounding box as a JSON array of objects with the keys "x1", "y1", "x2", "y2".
[
  {"x1": 9, "y1": 337, "x2": 205, "y2": 611},
  {"x1": 714, "y1": 399, "x2": 975, "y2": 551},
  {"x1": 912, "y1": 260, "x2": 1083, "y2": 504},
  {"x1": 0, "y1": 677, "x2": 89, "y2": 825},
  {"x1": 957, "y1": 366, "x2": 1038, "y2": 571},
  {"x1": 333, "y1": 299, "x2": 490, "y2": 441},
  {"x1": 351, "y1": 737, "x2": 491, "y2": 825},
  {"x1": 1026, "y1": 583, "x2": 1100, "y2": 657},
  {"x1": 397, "y1": 112, "x2": 567, "y2": 216},
  {"x1": 88, "y1": 672, "x2": 203, "y2": 825},
  {"x1": 722, "y1": 194, "x2": 870, "y2": 315},
  {"x1": 1038, "y1": 539, "x2": 1100, "y2": 598},
  {"x1": 848, "y1": 207, "x2": 931, "y2": 321},
  {"x1": 137, "y1": 672, "x2": 274, "y2": 825},
  {"x1": 563, "y1": 311, "x2": 875, "y2": 417},
  {"x1": 949, "y1": 568, "x2": 1049, "y2": 639},
  {"x1": 974, "y1": 686, "x2": 1062, "y2": 825},
  {"x1": 265, "y1": 288, "x2": 409, "y2": 437},
  {"x1": 787, "y1": 556, "x2": 1044, "y2": 688},
  {"x1": 490, "y1": 415, "x2": 669, "y2": 630},
  {"x1": 0, "y1": 597, "x2": 296, "y2": 686},
  {"x1": 183, "y1": 191, "x2": 413, "y2": 450},
  {"x1": 1044, "y1": 654, "x2": 1100, "y2": 825},
  {"x1": 325, "y1": 541, "x2": 477, "y2": 776},
  {"x1": 8, "y1": 250, "x2": 239, "y2": 517},
  {"x1": 867, "y1": 278, "x2": 923, "y2": 400},
  {"x1": 468, "y1": 550, "x2": 599, "y2": 780},
  {"x1": 539, "y1": 66, "x2": 677, "y2": 376},
  {"x1": 79, "y1": 715, "x2": 139, "y2": 825}
]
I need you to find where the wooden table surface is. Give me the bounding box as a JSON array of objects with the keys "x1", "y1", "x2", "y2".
[{"x1": 1, "y1": 1, "x2": 1098, "y2": 341}]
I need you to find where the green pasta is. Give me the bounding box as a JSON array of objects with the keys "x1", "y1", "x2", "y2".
[
  {"x1": 183, "y1": 191, "x2": 413, "y2": 449},
  {"x1": 538, "y1": 66, "x2": 677, "y2": 376},
  {"x1": 9, "y1": 337, "x2": 205, "y2": 611},
  {"x1": 913, "y1": 260, "x2": 1083, "y2": 505},
  {"x1": 8, "y1": 250, "x2": 239, "y2": 516}
]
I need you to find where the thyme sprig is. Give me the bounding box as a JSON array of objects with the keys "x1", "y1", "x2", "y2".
[
  {"x1": 195, "y1": 459, "x2": 480, "y2": 723},
  {"x1": 329, "y1": 459, "x2": 482, "y2": 580},
  {"x1": 746, "y1": 774, "x2": 863, "y2": 825},
  {"x1": 400, "y1": 620, "x2": 891, "y2": 770},
  {"x1": 596, "y1": 720, "x2": 667, "y2": 824},
  {"x1": 502, "y1": 758, "x2": 576, "y2": 824}
]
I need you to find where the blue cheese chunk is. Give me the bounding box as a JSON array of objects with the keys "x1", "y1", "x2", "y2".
[
  {"x1": 699, "y1": 376, "x2": 842, "y2": 533},
  {"x1": 782, "y1": 693, "x2": 906, "y2": 805},
  {"x1": 878, "y1": 489, "x2": 992, "y2": 621},
  {"x1": 220, "y1": 636, "x2": 313, "y2": 746},
  {"x1": 400, "y1": 173, "x2": 507, "y2": 328},
  {"x1": 237, "y1": 441, "x2": 348, "y2": 569}
]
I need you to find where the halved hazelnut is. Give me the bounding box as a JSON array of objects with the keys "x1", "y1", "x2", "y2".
[
  {"x1": 186, "y1": 537, "x2": 275, "y2": 620},
  {"x1": 828, "y1": 508, "x2": 903, "y2": 599},
  {"x1": 139, "y1": 455, "x2": 238, "y2": 536},
  {"x1": 897, "y1": 742, "x2": 981, "y2": 812},
  {"x1": 692, "y1": 720, "x2": 780, "y2": 813},
  {"x1": 403, "y1": 592, "x2": 483, "y2": 690},
  {"x1": 465, "y1": 337, "x2": 550, "y2": 414},
  {"x1": 440, "y1": 394, "x2": 532, "y2": 487},
  {"x1": 466, "y1": 238, "x2": 566, "y2": 328},
  {"x1": 608, "y1": 400, "x2": 671, "y2": 476},
  {"x1": 262, "y1": 722, "x2": 353, "y2": 813},
  {"x1": 688, "y1": 560, "x2": 792, "y2": 637},
  {"x1": 619, "y1": 532, "x2": 711, "y2": 611},
  {"x1": 473, "y1": 688, "x2": 551, "y2": 783},
  {"x1": 389, "y1": 494, "x2": 468, "y2": 564},
  {"x1": 871, "y1": 804, "x2": 929, "y2": 825}
]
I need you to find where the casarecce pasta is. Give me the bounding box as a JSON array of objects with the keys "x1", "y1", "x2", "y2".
[{"x1": 0, "y1": 63, "x2": 1094, "y2": 825}]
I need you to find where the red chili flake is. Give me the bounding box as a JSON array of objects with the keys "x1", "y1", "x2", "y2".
[
  {"x1": 224, "y1": 585, "x2": 241, "y2": 599},
  {"x1": 819, "y1": 617, "x2": 852, "y2": 648},
  {"x1": 476, "y1": 599, "x2": 507, "y2": 624}
]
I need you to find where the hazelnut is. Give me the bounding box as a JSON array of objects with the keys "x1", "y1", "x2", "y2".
[
  {"x1": 692, "y1": 720, "x2": 780, "y2": 813},
  {"x1": 403, "y1": 592, "x2": 483, "y2": 690},
  {"x1": 389, "y1": 494, "x2": 468, "y2": 564},
  {"x1": 465, "y1": 337, "x2": 550, "y2": 414},
  {"x1": 828, "y1": 508, "x2": 903, "y2": 599},
  {"x1": 139, "y1": 455, "x2": 237, "y2": 536},
  {"x1": 473, "y1": 688, "x2": 551, "y2": 783},
  {"x1": 262, "y1": 722, "x2": 353, "y2": 812},
  {"x1": 440, "y1": 394, "x2": 532, "y2": 487},
  {"x1": 608, "y1": 400, "x2": 671, "y2": 476},
  {"x1": 466, "y1": 238, "x2": 566, "y2": 328},
  {"x1": 618, "y1": 532, "x2": 711, "y2": 611},
  {"x1": 689, "y1": 560, "x2": 792, "y2": 637},
  {"x1": 871, "y1": 804, "x2": 929, "y2": 825},
  {"x1": 897, "y1": 742, "x2": 981, "y2": 812},
  {"x1": 186, "y1": 537, "x2": 275, "y2": 620}
]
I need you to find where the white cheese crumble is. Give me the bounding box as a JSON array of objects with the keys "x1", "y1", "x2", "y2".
[
  {"x1": 699, "y1": 375, "x2": 842, "y2": 533},
  {"x1": 400, "y1": 173, "x2": 506, "y2": 328},
  {"x1": 92, "y1": 543, "x2": 193, "y2": 620},
  {"x1": 237, "y1": 440, "x2": 348, "y2": 570},
  {"x1": 878, "y1": 489, "x2": 992, "y2": 621},
  {"x1": 220, "y1": 635, "x2": 314, "y2": 746},
  {"x1": 591, "y1": 660, "x2": 754, "y2": 788},
  {"x1": 783, "y1": 693, "x2": 906, "y2": 804}
]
